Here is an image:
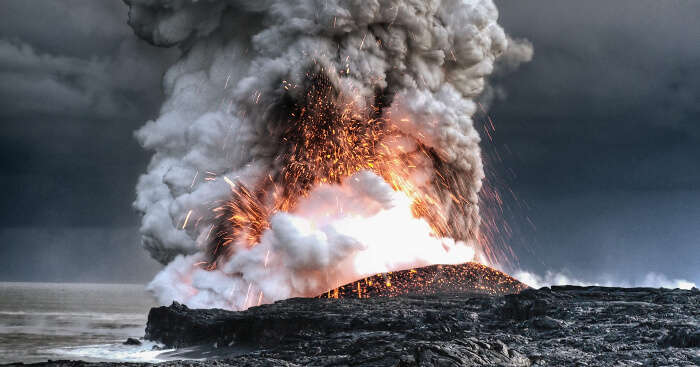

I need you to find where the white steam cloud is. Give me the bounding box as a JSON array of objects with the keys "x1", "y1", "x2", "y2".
[
  {"x1": 126, "y1": 0, "x2": 531, "y2": 309},
  {"x1": 514, "y1": 270, "x2": 697, "y2": 290},
  {"x1": 150, "y1": 171, "x2": 476, "y2": 309}
]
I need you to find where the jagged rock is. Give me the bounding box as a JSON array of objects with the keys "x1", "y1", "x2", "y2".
[
  {"x1": 501, "y1": 288, "x2": 555, "y2": 320},
  {"x1": 529, "y1": 316, "x2": 563, "y2": 330},
  {"x1": 122, "y1": 338, "x2": 141, "y2": 346},
  {"x1": 17, "y1": 282, "x2": 700, "y2": 366},
  {"x1": 138, "y1": 285, "x2": 698, "y2": 366},
  {"x1": 659, "y1": 326, "x2": 700, "y2": 348}
]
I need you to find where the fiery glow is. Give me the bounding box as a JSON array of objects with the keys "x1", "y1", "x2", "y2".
[
  {"x1": 319, "y1": 263, "x2": 527, "y2": 299},
  {"x1": 205, "y1": 72, "x2": 482, "y2": 275}
]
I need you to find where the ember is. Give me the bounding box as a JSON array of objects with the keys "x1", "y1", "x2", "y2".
[
  {"x1": 208, "y1": 72, "x2": 477, "y2": 268},
  {"x1": 319, "y1": 262, "x2": 527, "y2": 299}
]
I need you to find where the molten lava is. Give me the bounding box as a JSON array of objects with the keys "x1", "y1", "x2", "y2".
[{"x1": 319, "y1": 262, "x2": 527, "y2": 299}]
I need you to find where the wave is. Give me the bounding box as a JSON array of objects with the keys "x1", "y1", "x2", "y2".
[{"x1": 45, "y1": 341, "x2": 175, "y2": 363}]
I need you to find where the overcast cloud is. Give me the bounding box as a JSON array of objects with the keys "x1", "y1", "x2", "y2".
[{"x1": 0, "y1": 0, "x2": 178, "y2": 281}]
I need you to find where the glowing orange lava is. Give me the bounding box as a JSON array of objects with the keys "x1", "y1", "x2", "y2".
[{"x1": 319, "y1": 262, "x2": 527, "y2": 299}]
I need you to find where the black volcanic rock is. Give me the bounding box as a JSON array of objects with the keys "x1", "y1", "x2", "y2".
[
  {"x1": 659, "y1": 326, "x2": 700, "y2": 348},
  {"x1": 122, "y1": 338, "x2": 141, "y2": 346},
  {"x1": 145, "y1": 263, "x2": 527, "y2": 350},
  {"x1": 135, "y1": 285, "x2": 700, "y2": 366},
  {"x1": 14, "y1": 284, "x2": 700, "y2": 366}
]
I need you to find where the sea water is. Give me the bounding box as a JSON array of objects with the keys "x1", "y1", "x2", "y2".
[{"x1": 0, "y1": 282, "x2": 173, "y2": 363}]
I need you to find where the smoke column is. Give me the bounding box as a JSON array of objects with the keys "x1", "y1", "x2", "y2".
[{"x1": 126, "y1": 0, "x2": 532, "y2": 309}]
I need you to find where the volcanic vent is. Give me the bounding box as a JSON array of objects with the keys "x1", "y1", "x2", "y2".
[{"x1": 127, "y1": 0, "x2": 533, "y2": 310}]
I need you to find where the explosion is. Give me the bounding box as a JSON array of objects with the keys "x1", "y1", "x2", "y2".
[
  {"x1": 127, "y1": 0, "x2": 532, "y2": 310},
  {"x1": 209, "y1": 71, "x2": 471, "y2": 267}
]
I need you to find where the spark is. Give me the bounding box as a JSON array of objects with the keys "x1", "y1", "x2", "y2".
[
  {"x1": 223, "y1": 176, "x2": 236, "y2": 190},
  {"x1": 190, "y1": 170, "x2": 199, "y2": 189},
  {"x1": 224, "y1": 73, "x2": 231, "y2": 89},
  {"x1": 318, "y1": 263, "x2": 526, "y2": 299},
  {"x1": 204, "y1": 71, "x2": 503, "y2": 295},
  {"x1": 182, "y1": 210, "x2": 193, "y2": 229},
  {"x1": 243, "y1": 282, "x2": 252, "y2": 308}
]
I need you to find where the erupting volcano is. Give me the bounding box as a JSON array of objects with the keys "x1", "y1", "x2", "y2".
[
  {"x1": 128, "y1": 0, "x2": 533, "y2": 310},
  {"x1": 208, "y1": 71, "x2": 473, "y2": 263}
]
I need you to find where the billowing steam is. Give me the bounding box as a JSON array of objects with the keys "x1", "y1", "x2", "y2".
[{"x1": 127, "y1": 0, "x2": 532, "y2": 309}]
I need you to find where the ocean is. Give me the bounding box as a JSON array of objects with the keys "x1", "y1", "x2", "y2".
[{"x1": 0, "y1": 282, "x2": 172, "y2": 364}]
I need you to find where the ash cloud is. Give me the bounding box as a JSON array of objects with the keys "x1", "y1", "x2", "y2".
[{"x1": 126, "y1": 0, "x2": 530, "y2": 307}]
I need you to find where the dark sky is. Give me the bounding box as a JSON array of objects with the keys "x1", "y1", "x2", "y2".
[{"x1": 0, "y1": 0, "x2": 698, "y2": 285}]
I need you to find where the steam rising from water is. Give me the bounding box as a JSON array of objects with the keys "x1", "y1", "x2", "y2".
[
  {"x1": 150, "y1": 171, "x2": 476, "y2": 309},
  {"x1": 127, "y1": 0, "x2": 531, "y2": 309}
]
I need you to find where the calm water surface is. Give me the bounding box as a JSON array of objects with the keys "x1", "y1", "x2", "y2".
[{"x1": 0, "y1": 282, "x2": 171, "y2": 363}]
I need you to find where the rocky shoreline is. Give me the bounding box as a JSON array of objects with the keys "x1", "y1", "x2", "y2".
[{"x1": 8, "y1": 284, "x2": 699, "y2": 366}]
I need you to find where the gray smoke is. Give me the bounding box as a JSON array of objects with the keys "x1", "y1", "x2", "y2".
[{"x1": 126, "y1": 0, "x2": 532, "y2": 308}]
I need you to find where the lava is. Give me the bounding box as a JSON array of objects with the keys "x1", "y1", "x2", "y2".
[{"x1": 319, "y1": 262, "x2": 527, "y2": 299}]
